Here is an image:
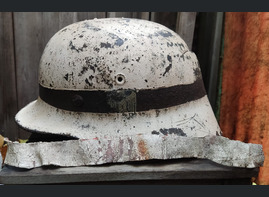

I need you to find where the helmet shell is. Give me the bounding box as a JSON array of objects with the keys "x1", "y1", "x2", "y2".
[{"x1": 15, "y1": 18, "x2": 222, "y2": 139}]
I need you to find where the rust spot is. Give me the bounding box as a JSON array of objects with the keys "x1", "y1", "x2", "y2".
[{"x1": 138, "y1": 139, "x2": 149, "y2": 160}]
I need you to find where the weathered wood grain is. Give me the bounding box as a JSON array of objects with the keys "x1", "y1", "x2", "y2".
[
  {"x1": 76, "y1": 12, "x2": 106, "y2": 20},
  {"x1": 0, "y1": 12, "x2": 19, "y2": 140},
  {"x1": 0, "y1": 159, "x2": 258, "y2": 184},
  {"x1": 13, "y1": 12, "x2": 44, "y2": 139},
  {"x1": 193, "y1": 12, "x2": 224, "y2": 112},
  {"x1": 176, "y1": 12, "x2": 197, "y2": 50},
  {"x1": 107, "y1": 12, "x2": 149, "y2": 19},
  {"x1": 150, "y1": 12, "x2": 178, "y2": 32}
]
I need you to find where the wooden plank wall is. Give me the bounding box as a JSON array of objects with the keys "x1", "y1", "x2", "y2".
[
  {"x1": 0, "y1": 12, "x2": 18, "y2": 140},
  {"x1": 0, "y1": 12, "x2": 197, "y2": 140}
]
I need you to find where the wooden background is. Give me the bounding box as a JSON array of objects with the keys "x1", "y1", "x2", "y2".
[{"x1": 0, "y1": 12, "x2": 223, "y2": 140}]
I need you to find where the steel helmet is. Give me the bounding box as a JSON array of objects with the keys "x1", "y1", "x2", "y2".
[{"x1": 15, "y1": 18, "x2": 222, "y2": 140}]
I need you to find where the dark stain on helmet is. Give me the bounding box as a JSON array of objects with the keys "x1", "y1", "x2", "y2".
[
  {"x1": 85, "y1": 78, "x2": 93, "y2": 87},
  {"x1": 163, "y1": 55, "x2": 172, "y2": 76},
  {"x1": 136, "y1": 57, "x2": 141, "y2": 62},
  {"x1": 69, "y1": 41, "x2": 88, "y2": 53},
  {"x1": 100, "y1": 42, "x2": 112, "y2": 48},
  {"x1": 89, "y1": 65, "x2": 96, "y2": 73},
  {"x1": 167, "y1": 42, "x2": 173, "y2": 47},
  {"x1": 157, "y1": 30, "x2": 173, "y2": 38},
  {"x1": 175, "y1": 42, "x2": 185, "y2": 51},
  {"x1": 122, "y1": 56, "x2": 129, "y2": 63},
  {"x1": 108, "y1": 33, "x2": 125, "y2": 47},
  {"x1": 93, "y1": 47, "x2": 100, "y2": 53},
  {"x1": 63, "y1": 72, "x2": 74, "y2": 81},
  {"x1": 167, "y1": 55, "x2": 172, "y2": 62},
  {"x1": 151, "y1": 130, "x2": 159, "y2": 135},
  {"x1": 186, "y1": 55, "x2": 191, "y2": 60},
  {"x1": 180, "y1": 53, "x2": 185, "y2": 61},
  {"x1": 193, "y1": 67, "x2": 202, "y2": 79},
  {"x1": 115, "y1": 38, "x2": 124, "y2": 47},
  {"x1": 95, "y1": 67, "x2": 114, "y2": 88},
  {"x1": 78, "y1": 66, "x2": 89, "y2": 76},
  {"x1": 83, "y1": 22, "x2": 101, "y2": 31},
  {"x1": 79, "y1": 57, "x2": 99, "y2": 76},
  {"x1": 152, "y1": 128, "x2": 187, "y2": 136},
  {"x1": 89, "y1": 75, "x2": 94, "y2": 80}
]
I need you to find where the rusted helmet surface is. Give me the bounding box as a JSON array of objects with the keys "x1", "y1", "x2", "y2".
[{"x1": 15, "y1": 18, "x2": 222, "y2": 139}]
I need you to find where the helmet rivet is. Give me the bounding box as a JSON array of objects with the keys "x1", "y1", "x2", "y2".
[
  {"x1": 72, "y1": 94, "x2": 84, "y2": 107},
  {"x1": 115, "y1": 73, "x2": 126, "y2": 85}
]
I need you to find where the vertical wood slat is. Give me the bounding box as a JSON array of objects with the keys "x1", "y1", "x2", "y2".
[
  {"x1": 76, "y1": 12, "x2": 106, "y2": 21},
  {"x1": 0, "y1": 12, "x2": 19, "y2": 140},
  {"x1": 150, "y1": 12, "x2": 178, "y2": 32},
  {"x1": 14, "y1": 12, "x2": 44, "y2": 139},
  {"x1": 207, "y1": 12, "x2": 224, "y2": 115},
  {"x1": 176, "y1": 12, "x2": 197, "y2": 50},
  {"x1": 192, "y1": 12, "x2": 224, "y2": 114},
  {"x1": 107, "y1": 12, "x2": 149, "y2": 20}
]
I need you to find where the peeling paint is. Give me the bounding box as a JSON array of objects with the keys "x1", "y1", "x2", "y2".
[{"x1": 4, "y1": 135, "x2": 264, "y2": 169}]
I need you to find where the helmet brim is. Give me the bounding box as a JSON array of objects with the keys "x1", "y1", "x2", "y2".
[{"x1": 15, "y1": 96, "x2": 221, "y2": 139}]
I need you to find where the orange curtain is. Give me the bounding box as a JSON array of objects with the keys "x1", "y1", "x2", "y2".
[{"x1": 220, "y1": 12, "x2": 269, "y2": 185}]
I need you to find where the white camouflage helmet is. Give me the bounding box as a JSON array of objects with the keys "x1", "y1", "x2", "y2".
[{"x1": 15, "y1": 18, "x2": 222, "y2": 140}]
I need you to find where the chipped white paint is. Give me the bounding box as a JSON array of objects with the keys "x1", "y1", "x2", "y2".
[
  {"x1": 39, "y1": 18, "x2": 198, "y2": 90},
  {"x1": 16, "y1": 96, "x2": 221, "y2": 139},
  {"x1": 4, "y1": 135, "x2": 264, "y2": 169}
]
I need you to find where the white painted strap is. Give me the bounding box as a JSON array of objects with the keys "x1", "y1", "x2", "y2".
[{"x1": 4, "y1": 135, "x2": 264, "y2": 169}]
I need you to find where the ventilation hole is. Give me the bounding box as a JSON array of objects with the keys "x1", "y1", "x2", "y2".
[
  {"x1": 115, "y1": 73, "x2": 126, "y2": 85},
  {"x1": 117, "y1": 76, "x2": 123, "y2": 82}
]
